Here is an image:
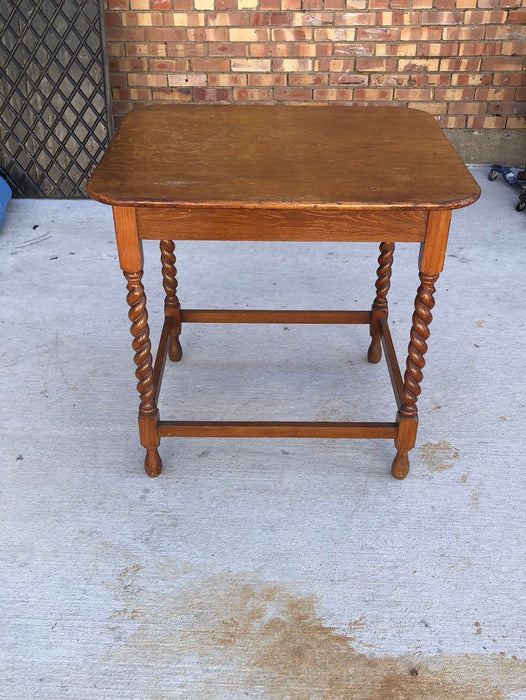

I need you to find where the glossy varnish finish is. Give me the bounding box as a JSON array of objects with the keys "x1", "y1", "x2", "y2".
[{"x1": 88, "y1": 104, "x2": 480, "y2": 479}]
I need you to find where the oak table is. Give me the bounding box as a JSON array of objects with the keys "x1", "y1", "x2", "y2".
[{"x1": 87, "y1": 104, "x2": 480, "y2": 479}]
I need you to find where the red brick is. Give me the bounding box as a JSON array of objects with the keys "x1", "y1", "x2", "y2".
[
  {"x1": 209, "y1": 43, "x2": 249, "y2": 57},
  {"x1": 450, "y1": 72, "x2": 491, "y2": 86},
  {"x1": 502, "y1": 41, "x2": 526, "y2": 55},
  {"x1": 400, "y1": 27, "x2": 442, "y2": 41},
  {"x1": 507, "y1": 9, "x2": 526, "y2": 23},
  {"x1": 355, "y1": 57, "x2": 396, "y2": 71},
  {"x1": 378, "y1": 11, "x2": 421, "y2": 25},
  {"x1": 233, "y1": 87, "x2": 273, "y2": 100},
  {"x1": 394, "y1": 87, "x2": 434, "y2": 100},
  {"x1": 152, "y1": 86, "x2": 193, "y2": 100},
  {"x1": 334, "y1": 12, "x2": 377, "y2": 25},
  {"x1": 292, "y1": 43, "x2": 333, "y2": 57},
  {"x1": 459, "y1": 42, "x2": 501, "y2": 56},
  {"x1": 435, "y1": 87, "x2": 475, "y2": 100},
  {"x1": 206, "y1": 12, "x2": 246, "y2": 25},
  {"x1": 417, "y1": 42, "x2": 459, "y2": 57},
  {"x1": 109, "y1": 57, "x2": 149, "y2": 71},
  {"x1": 292, "y1": 11, "x2": 334, "y2": 26},
  {"x1": 152, "y1": 0, "x2": 172, "y2": 7},
  {"x1": 477, "y1": 0, "x2": 499, "y2": 7},
  {"x1": 475, "y1": 87, "x2": 517, "y2": 101},
  {"x1": 273, "y1": 28, "x2": 312, "y2": 41},
  {"x1": 439, "y1": 57, "x2": 481, "y2": 71},
  {"x1": 128, "y1": 72, "x2": 168, "y2": 86},
  {"x1": 376, "y1": 43, "x2": 417, "y2": 56},
  {"x1": 110, "y1": 74, "x2": 128, "y2": 88},
  {"x1": 251, "y1": 43, "x2": 290, "y2": 57},
  {"x1": 329, "y1": 72, "x2": 369, "y2": 84},
  {"x1": 313, "y1": 87, "x2": 355, "y2": 100},
  {"x1": 409, "y1": 73, "x2": 450, "y2": 86},
  {"x1": 289, "y1": 73, "x2": 328, "y2": 85},
  {"x1": 105, "y1": 27, "x2": 146, "y2": 40},
  {"x1": 484, "y1": 25, "x2": 526, "y2": 39},
  {"x1": 208, "y1": 73, "x2": 247, "y2": 86},
  {"x1": 187, "y1": 28, "x2": 227, "y2": 40},
  {"x1": 105, "y1": 11, "x2": 122, "y2": 26},
  {"x1": 442, "y1": 26, "x2": 485, "y2": 41},
  {"x1": 193, "y1": 87, "x2": 230, "y2": 100},
  {"x1": 149, "y1": 58, "x2": 188, "y2": 70},
  {"x1": 274, "y1": 87, "x2": 313, "y2": 100},
  {"x1": 399, "y1": 58, "x2": 440, "y2": 71},
  {"x1": 434, "y1": 0, "x2": 457, "y2": 8},
  {"x1": 272, "y1": 58, "x2": 312, "y2": 71},
  {"x1": 249, "y1": 12, "x2": 290, "y2": 25},
  {"x1": 467, "y1": 115, "x2": 507, "y2": 128},
  {"x1": 108, "y1": 0, "x2": 128, "y2": 9},
  {"x1": 420, "y1": 11, "x2": 464, "y2": 24},
  {"x1": 356, "y1": 27, "x2": 398, "y2": 41},
  {"x1": 488, "y1": 101, "x2": 526, "y2": 116},
  {"x1": 190, "y1": 58, "x2": 230, "y2": 71},
  {"x1": 354, "y1": 87, "x2": 394, "y2": 99},
  {"x1": 370, "y1": 74, "x2": 409, "y2": 86},
  {"x1": 247, "y1": 73, "x2": 287, "y2": 85},
  {"x1": 480, "y1": 56, "x2": 524, "y2": 71},
  {"x1": 437, "y1": 115, "x2": 467, "y2": 127},
  {"x1": 492, "y1": 73, "x2": 524, "y2": 86},
  {"x1": 144, "y1": 27, "x2": 186, "y2": 40},
  {"x1": 166, "y1": 43, "x2": 207, "y2": 56},
  {"x1": 446, "y1": 101, "x2": 488, "y2": 114},
  {"x1": 464, "y1": 9, "x2": 507, "y2": 22},
  {"x1": 332, "y1": 43, "x2": 374, "y2": 57}
]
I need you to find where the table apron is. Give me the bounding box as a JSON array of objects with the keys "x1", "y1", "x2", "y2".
[{"x1": 136, "y1": 207, "x2": 428, "y2": 242}]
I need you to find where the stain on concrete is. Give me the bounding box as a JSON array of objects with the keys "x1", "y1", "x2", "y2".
[
  {"x1": 420, "y1": 441, "x2": 459, "y2": 473},
  {"x1": 470, "y1": 489, "x2": 482, "y2": 511},
  {"x1": 105, "y1": 560, "x2": 526, "y2": 699},
  {"x1": 476, "y1": 319, "x2": 486, "y2": 328}
]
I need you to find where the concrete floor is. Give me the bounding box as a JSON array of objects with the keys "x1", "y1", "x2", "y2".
[{"x1": 1, "y1": 167, "x2": 525, "y2": 698}]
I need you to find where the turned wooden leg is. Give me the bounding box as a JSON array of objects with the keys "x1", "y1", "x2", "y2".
[
  {"x1": 367, "y1": 242, "x2": 394, "y2": 363},
  {"x1": 392, "y1": 272, "x2": 439, "y2": 479},
  {"x1": 125, "y1": 270, "x2": 162, "y2": 477},
  {"x1": 160, "y1": 239, "x2": 182, "y2": 362}
]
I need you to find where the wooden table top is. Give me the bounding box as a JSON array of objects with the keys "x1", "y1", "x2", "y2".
[{"x1": 87, "y1": 104, "x2": 480, "y2": 211}]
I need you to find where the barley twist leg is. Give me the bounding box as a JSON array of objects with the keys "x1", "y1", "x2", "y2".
[
  {"x1": 392, "y1": 272, "x2": 439, "y2": 479},
  {"x1": 124, "y1": 270, "x2": 162, "y2": 477},
  {"x1": 367, "y1": 242, "x2": 395, "y2": 363},
  {"x1": 160, "y1": 239, "x2": 182, "y2": 362}
]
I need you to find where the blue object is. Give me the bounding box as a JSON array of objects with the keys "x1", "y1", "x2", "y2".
[
  {"x1": 488, "y1": 165, "x2": 526, "y2": 212},
  {"x1": 0, "y1": 176, "x2": 12, "y2": 228}
]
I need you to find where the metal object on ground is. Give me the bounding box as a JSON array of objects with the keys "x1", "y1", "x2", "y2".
[
  {"x1": 488, "y1": 165, "x2": 526, "y2": 212},
  {"x1": 0, "y1": 0, "x2": 112, "y2": 197}
]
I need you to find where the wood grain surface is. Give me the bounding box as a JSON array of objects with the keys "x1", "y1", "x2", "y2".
[{"x1": 87, "y1": 104, "x2": 480, "y2": 210}]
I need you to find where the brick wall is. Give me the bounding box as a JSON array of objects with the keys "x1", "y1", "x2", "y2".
[{"x1": 104, "y1": 0, "x2": 525, "y2": 131}]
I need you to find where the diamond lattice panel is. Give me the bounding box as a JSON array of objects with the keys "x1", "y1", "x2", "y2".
[{"x1": 0, "y1": 0, "x2": 111, "y2": 197}]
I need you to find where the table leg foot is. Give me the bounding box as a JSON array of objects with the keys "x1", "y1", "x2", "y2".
[
  {"x1": 145, "y1": 448, "x2": 162, "y2": 477},
  {"x1": 367, "y1": 338, "x2": 382, "y2": 364},
  {"x1": 391, "y1": 449, "x2": 409, "y2": 479},
  {"x1": 169, "y1": 337, "x2": 183, "y2": 362}
]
